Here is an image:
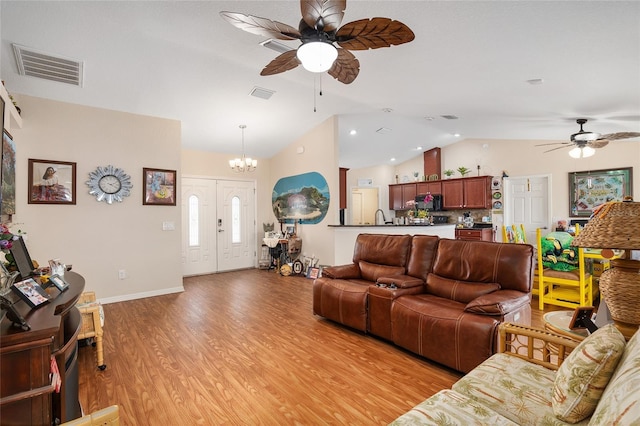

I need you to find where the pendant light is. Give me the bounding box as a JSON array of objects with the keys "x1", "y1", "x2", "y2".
[{"x1": 229, "y1": 125, "x2": 257, "y2": 172}]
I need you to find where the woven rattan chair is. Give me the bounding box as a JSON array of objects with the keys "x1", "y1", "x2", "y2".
[
  {"x1": 537, "y1": 227, "x2": 593, "y2": 310},
  {"x1": 76, "y1": 291, "x2": 106, "y2": 370}
]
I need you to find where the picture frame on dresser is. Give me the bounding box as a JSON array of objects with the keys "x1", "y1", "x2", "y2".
[
  {"x1": 143, "y1": 167, "x2": 177, "y2": 205},
  {"x1": 12, "y1": 278, "x2": 50, "y2": 308},
  {"x1": 28, "y1": 158, "x2": 77, "y2": 204},
  {"x1": 48, "y1": 274, "x2": 69, "y2": 292}
]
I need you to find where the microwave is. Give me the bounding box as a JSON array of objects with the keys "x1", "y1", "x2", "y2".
[{"x1": 415, "y1": 194, "x2": 443, "y2": 211}]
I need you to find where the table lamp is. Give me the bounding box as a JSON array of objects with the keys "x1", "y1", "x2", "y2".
[{"x1": 571, "y1": 199, "x2": 640, "y2": 339}]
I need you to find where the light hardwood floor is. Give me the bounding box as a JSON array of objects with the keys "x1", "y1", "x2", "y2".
[{"x1": 77, "y1": 269, "x2": 568, "y2": 425}]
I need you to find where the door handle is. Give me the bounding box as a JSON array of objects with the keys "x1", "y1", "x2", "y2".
[{"x1": 218, "y1": 229, "x2": 224, "y2": 232}]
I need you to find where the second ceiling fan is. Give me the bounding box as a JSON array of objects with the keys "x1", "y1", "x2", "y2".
[
  {"x1": 220, "y1": 0, "x2": 415, "y2": 84},
  {"x1": 537, "y1": 118, "x2": 640, "y2": 158}
]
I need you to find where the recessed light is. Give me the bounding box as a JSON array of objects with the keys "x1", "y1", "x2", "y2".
[
  {"x1": 349, "y1": 129, "x2": 357, "y2": 135},
  {"x1": 390, "y1": 157, "x2": 396, "y2": 162},
  {"x1": 453, "y1": 133, "x2": 461, "y2": 137},
  {"x1": 416, "y1": 146, "x2": 423, "y2": 150}
]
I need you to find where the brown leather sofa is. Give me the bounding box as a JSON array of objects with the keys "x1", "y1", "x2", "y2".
[{"x1": 313, "y1": 233, "x2": 534, "y2": 373}]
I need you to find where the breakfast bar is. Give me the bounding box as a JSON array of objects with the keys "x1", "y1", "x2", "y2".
[{"x1": 329, "y1": 224, "x2": 456, "y2": 265}]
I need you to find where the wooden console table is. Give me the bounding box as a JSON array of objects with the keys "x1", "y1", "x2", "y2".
[{"x1": 0, "y1": 271, "x2": 85, "y2": 425}]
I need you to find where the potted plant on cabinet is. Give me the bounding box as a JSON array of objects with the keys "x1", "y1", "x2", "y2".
[
  {"x1": 443, "y1": 169, "x2": 455, "y2": 179},
  {"x1": 457, "y1": 166, "x2": 471, "y2": 177}
]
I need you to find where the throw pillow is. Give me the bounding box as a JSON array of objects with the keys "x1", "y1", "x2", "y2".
[{"x1": 552, "y1": 323, "x2": 626, "y2": 423}]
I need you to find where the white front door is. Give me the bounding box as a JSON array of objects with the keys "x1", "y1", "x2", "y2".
[
  {"x1": 504, "y1": 175, "x2": 551, "y2": 243},
  {"x1": 216, "y1": 180, "x2": 256, "y2": 272},
  {"x1": 182, "y1": 177, "x2": 217, "y2": 276}
]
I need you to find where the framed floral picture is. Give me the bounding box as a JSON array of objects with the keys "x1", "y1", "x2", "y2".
[
  {"x1": 28, "y1": 159, "x2": 76, "y2": 204},
  {"x1": 143, "y1": 168, "x2": 176, "y2": 206}
]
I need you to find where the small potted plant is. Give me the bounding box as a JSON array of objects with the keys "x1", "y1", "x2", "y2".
[
  {"x1": 457, "y1": 166, "x2": 471, "y2": 177},
  {"x1": 443, "y1": 169, "x2": 455, "y2": 179}
]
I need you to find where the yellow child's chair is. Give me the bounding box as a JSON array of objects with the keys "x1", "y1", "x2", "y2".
[
  {"x1": 76, "y1": 291, "x2": 106, "y2": 370},
  {"x1": 537, "y1": 227, "x2": 593, "y2": 310}
]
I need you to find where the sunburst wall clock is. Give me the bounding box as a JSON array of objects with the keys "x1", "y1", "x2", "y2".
[{"x1": 87, "y1": 165, "x2": 132, "y2": 204}]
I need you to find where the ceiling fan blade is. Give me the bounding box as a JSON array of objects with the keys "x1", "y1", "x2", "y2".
[
  {"x1": 544, "y1": 145, "x2": 571, "y2": 153},
  {"x1": 535, "y1": 142, "x2": 570, "y2": 147},
  {"x1": 260, "y1": 51, "x2": 301, "y2": 76},
  {"x1": 327, "y1": 48, "x2": 360, "y2": 84},
  {"x1": 335, "y1": 18, "x2": 415, "y2": 50},
  {"x1": 588, "y1": 140, "x2": 610, "y2": 149},
  {"x1": 300, "y1": 0, "x2": 346, "y2": 32},
  {"x1": 598, "y1": 132, "x2": 640, "y2": 141},
  {"x1": 220, "y1": 11, "x2": 301, "y2": 40}
]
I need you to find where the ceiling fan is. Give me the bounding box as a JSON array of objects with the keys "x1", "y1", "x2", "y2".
[
  {"x1": 537, "y1": 118, "x2": 640, "y2": 158},
  {"x1": 220, "y1": 0, "x2": 415, "y2": 84}
]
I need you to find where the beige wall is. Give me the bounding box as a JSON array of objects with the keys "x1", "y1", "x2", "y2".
[
  {"x1": 10, "y1": 95, "x2": 183, "y2": 302},
  {"x1": 268, "y1": 116, "x2": 339, "y2": 265}
]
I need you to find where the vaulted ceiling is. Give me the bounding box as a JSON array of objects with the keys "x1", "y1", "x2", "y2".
[{"x1": 2, "y1": 1, "x2": 639, "y2": 169}]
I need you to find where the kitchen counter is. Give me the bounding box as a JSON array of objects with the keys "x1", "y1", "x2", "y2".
[{"x1": 329, "y1": 224, "x2": 456, "y2": 265}]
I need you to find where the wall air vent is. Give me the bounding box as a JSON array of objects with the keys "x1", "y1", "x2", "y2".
[
  {"x1": 259, "y1": 39, "x2": 294, "y2": 54},
  {"x1": 249, "y1": 86, "x2": 275, "y2": 100},
  {"x1": 13, "y1": 44, "x2": 83, "y2": 87},
  {"x1": 441, "y1": 115, "x2": 459, "y2": 120},
  {"x1": 376, "y1": 127, "x2": 392, "y2": 134}
]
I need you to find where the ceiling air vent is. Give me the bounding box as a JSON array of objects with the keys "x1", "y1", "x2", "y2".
[
  {"x1": 13, "y1": 44, "x2": 83, "y2": 87},
  {"x1": 249, "y1": 86, "x2": 275, "y2": 100},
  {"x1": 441, "y1": 115, "x2": 459, "y2": 120},
  {"x1": 259, "y1": 39, "x2": 294, "y2": 54}
]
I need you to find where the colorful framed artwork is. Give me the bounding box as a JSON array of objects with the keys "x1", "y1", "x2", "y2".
[
  {"x1": 2, "y1": 130, "x2": 16, "y2": 215},
  {"x1": 28, "y1": 158, "x2": 76, "y2": 204},
  {"x1": 569, "y1": 167, "x2": 633, "y2": 217},
  {"x1": 143, "y1": 168, "x2": 176, "y2": 206},
  {"x1": 12, "y1": 278, "x2": 50, "y2": 309}
]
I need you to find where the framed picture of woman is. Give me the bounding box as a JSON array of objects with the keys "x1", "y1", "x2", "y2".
[{"x1": 28, "y1": 159, "x2": 76, "y2": 204}]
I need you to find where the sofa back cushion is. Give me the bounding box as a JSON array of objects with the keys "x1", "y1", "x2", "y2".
[
  {"x1": 432, "y1": 239, "x2": 533, "y2": 292},
  {"x1": 589, "y1": 327, "x2": 640, "y2": 425},
  {"x1": 352, "y1": 234, "x2": 412, "y2": 268},
  {"x1": 426, "y1": 274, "x2": 501, "y2": 303},
  {"x1": 552, "y1": 323, "x2": 626, "y2": 423},
  {"x1": 406, "y1": 235, "x2": 440, "y2": 279},
  {"x1": 359, "y1": 261, "x2": 405, "y2": 282}
]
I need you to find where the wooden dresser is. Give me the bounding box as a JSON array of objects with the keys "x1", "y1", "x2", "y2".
[
  {"x1": 0, "y1": 271, "x2": 85, "y2": 425},
  {"x1": 455, "y1": 227, "x2": 494, "y2": 242}
]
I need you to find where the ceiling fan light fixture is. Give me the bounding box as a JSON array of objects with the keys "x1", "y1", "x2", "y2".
[
  {"x1": 572, "y1": 131, "x2": 601, "y2": 142},
  {"x1": 296, "y1": 41, "x2": 338, "y2": 73},
  {"x1": 569, "y1": 146, "x2": 595, "y2": 159}
]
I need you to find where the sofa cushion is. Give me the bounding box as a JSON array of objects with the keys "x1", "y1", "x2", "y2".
[
  {"x1": 389, "y1": 389, "x2": 518, "y2": 426},
  {"x1": 589, "y1": 327, "x2": 640, "y2": 425},
  {"x1": 453, "y1": 353, "x2": 589, "y2": 425},
  {"x1": 552, "y1": 323, "x2": 626, "y2": 423},
  {"x1": 358, "y1": 260, "x2": 405, "y2": 282},
  {"x1": 426, "y1": 274, "x2": 500, "y2": 303}
]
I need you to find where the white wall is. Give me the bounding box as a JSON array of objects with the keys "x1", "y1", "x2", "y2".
[{"x1": 10, "y1": 95, "x2": 183, "y2": 302}]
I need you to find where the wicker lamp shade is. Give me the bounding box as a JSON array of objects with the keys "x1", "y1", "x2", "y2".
[{"x1": 572, "y1": 200, "x2": 640, "y2": 339}]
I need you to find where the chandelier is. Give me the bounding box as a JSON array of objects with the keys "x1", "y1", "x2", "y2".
[{"x1": 229, "y1": 124, "x2": 257, "y2": 173}]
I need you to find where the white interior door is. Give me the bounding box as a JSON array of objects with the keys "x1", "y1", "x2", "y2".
[
  {"x1": 182, "y1": 177, "x2": 217, "y2": 276},
  {"x1": 216, "y1": 180, "x2": 256, "y2": 272},
  {"x1": 504, "y1": 175, "x2": 551, "y2": 243}
]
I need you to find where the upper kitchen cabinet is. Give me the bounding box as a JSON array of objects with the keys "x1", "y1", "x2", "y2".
[
  {"x1": 389, "y1": 183, "x2": 417, "y2": 210},
  {"x1": 441, "y1": 176, "x2": 492, "y2": 210},
  {"x1": 416, "y1": 181, "x2": 442, "y2": 195}
]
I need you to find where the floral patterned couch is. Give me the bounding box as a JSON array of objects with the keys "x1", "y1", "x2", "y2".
[{"x1": 391, "y1": 322, "x2": 640, "y2": 425}]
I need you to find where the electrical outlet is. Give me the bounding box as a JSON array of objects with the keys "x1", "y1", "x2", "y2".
[{"x1": 118, "y1": 269, "x2": 126, "y2": 280}]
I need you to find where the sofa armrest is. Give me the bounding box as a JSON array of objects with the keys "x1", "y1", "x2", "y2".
[
  {"x1": 464, "y1": 290, "x2": 530, "y2": 315},
  {"x1": 321, "y1": 264, "x2": 361, "y2": 279},
  {"x1": 377, "y1": 275, "x2": 424, "y2": 289},
  {"x1": 498, "y1": 322, "x2": 580, "y2": 370}
]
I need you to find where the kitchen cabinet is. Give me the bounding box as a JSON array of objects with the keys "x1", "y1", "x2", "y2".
[
  {"x1": 455, "y1": 228, "x2": 493, "y2": 241},
  {"x1": 416, "y1": 181, "x2": 442, "y2": 195},
  {"x1": 441, "y1": 176, "x2": 492, "y2": 209},
  {"x1": 389, "y1": 183, "x2": 417, "y2": 210}
]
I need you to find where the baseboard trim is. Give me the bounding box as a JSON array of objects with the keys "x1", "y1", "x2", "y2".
[{"x1": 98, "y1": 286, "x2": 184, "y2": 305}]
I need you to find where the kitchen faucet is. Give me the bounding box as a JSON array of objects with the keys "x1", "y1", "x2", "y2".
[{"x1": 375, "y1": 209, "x2": 390, "y2": 225}]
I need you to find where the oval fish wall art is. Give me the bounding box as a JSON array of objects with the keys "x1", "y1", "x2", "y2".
[{"x1": 272, "y1": 171, "x2": 330, "y2": 224}]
